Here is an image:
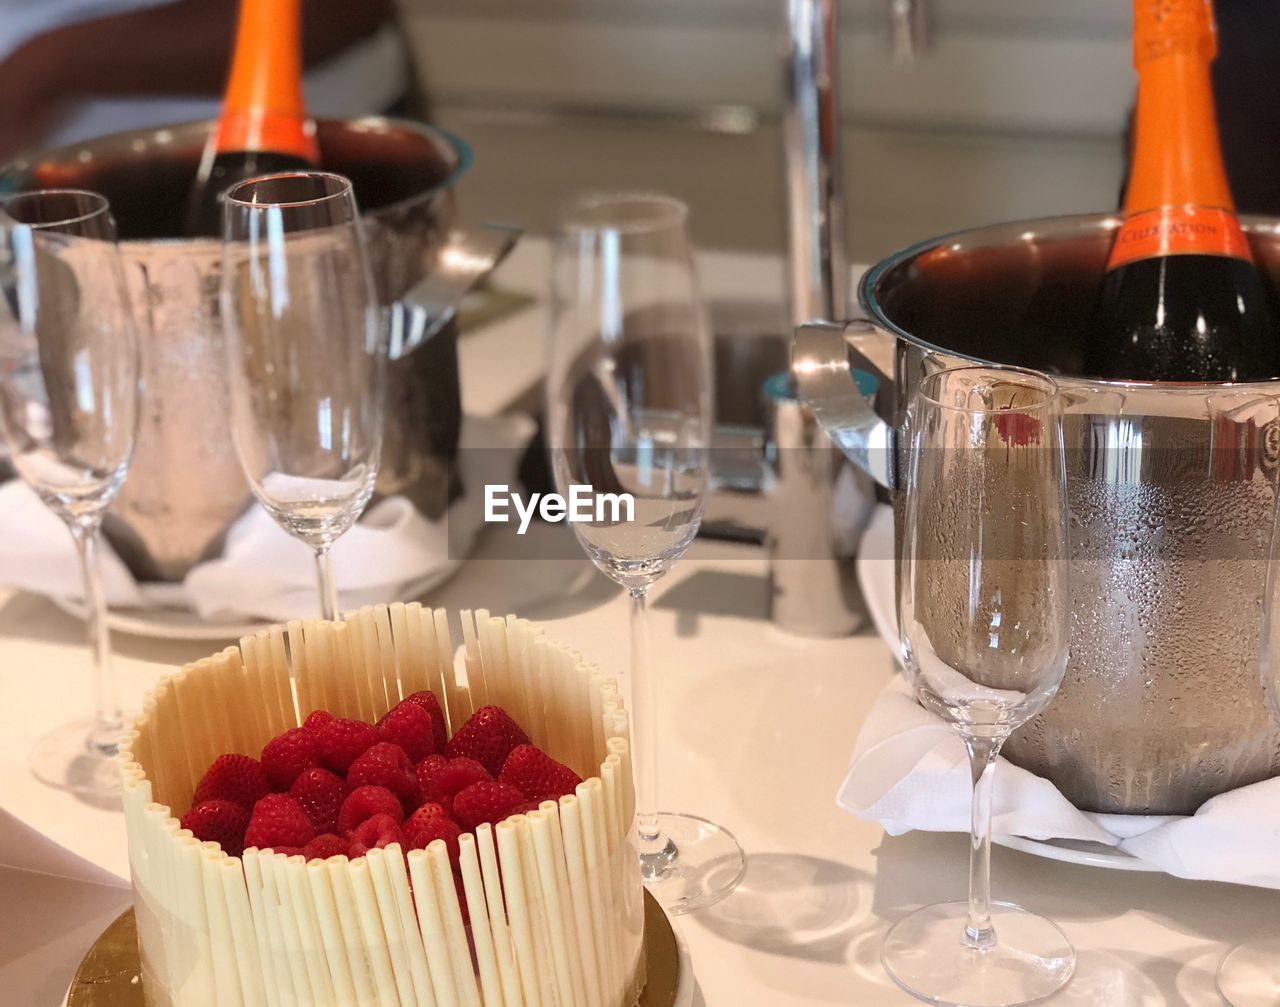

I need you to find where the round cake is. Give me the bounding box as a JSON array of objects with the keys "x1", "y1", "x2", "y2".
[{"x1": 119, "y1": 603, "x2": 645, "y2": 1007}]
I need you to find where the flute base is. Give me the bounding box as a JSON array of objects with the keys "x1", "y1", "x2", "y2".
[
  {"x1": 30, "y1": 718, "x2": 121, "y2": 799},
  {"x1": 638, "y1": 812, "x2": 746, "y2": 916},
  {"x1": 1218, "y1": 940, "x2": 1280, "y2": 1006},
  {"x1": 882, "y1": 901, "x2": 1075, "y2": 1007}
]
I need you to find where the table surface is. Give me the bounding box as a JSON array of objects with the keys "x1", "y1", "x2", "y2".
[
  {"x1": 3, "y1": 243, "x2": 1279, "y2": 1007},
  {"x1": 3, "y1": 521, "x2": 1278, "y2": 1006}
]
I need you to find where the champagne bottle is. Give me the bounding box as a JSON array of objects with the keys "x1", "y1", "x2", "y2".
[
  {"x1": 183, "y1": 0, "x2": 320, "y2": 237},
  {"x1": 1084, "y1": 0, "x2": 1280, "y2": 382}
]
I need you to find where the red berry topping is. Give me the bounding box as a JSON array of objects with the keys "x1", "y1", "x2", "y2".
[
  {"x1": 338, "y1": 785, "x2": 405, "y2": 835},
  {"x1": 192, "y1": 754, "x2": 272, "y2": 810},
  {"x1": 302, "y1": 833, "x2": 350, "y2": 862},
  {"x1": 301, "y1": 709, "x2": 335, "y2": 740},
  {"x1": 267, "y1": 846, "x2": 305, "y2": 858},
  {"x1": 427, "y1": 757, "x2": 492, "y2": 812},
  {"x1": 444, "y1": 706, "x2": 530, "y2": 776},
  {"x1": 452, "y1": 781, "x2": 527, "y2": 830},
  {"x1": 348, "y1": 814, "x2": 406, "y2": 858},
  {"x1": 347, "y1": 742, "x2": 419, "y2": 807},
  {"x1": 401, "y1": 691, "x2": 448, "y2": 752},
  {"x1": 288, "y1": 768, "x2": 349, "y2": 835},
  {"x1": 244, "y1": 794, "x2": 316, "y2": 852},
  {"x1": 994, "y1": 409, "x2": 1042, "y2": 447},
  {"x1": 377, "y1": 701, "x2": 437, "y2": 761},
  {"x1": 405, "y1": 803, "x2": 462, "y2": 861},
  {"x1": 260, "y1": 728, "x2": 319, "y2": 791},
  {"x1": 404, "y1": 800, "x2": 450, "y2": 828},
  {"x1": 415, "y1": 754, "x2": 448, "y2": 797},
  {"x1": 499, "y1": 745, "x2": 583, "y2": 804},
  {"x1": 316, "y1": 717, "x2": 382, "y2": 775},
  {"x1": 180, "y1": 799, "x2": 251, "y2": 858}
]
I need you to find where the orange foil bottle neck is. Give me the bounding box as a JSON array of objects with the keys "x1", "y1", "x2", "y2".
[
  {"x1": 1124, "y1": 0, "x2": 1233, "y2": 215},
  {"x1": 1132, "y1": 0, "x2": 1218, "y2": 65},
  {"x1": 1108, "y1": 0, "x2": 1246, "y2": 268},
  {"x1": 213, "y1": 0, "x2": 319, "y2": 162}
]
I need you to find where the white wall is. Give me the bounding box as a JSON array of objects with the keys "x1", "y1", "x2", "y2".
[{"x1": 400, "y1": 0, "x2": 1133, "y2": 264}]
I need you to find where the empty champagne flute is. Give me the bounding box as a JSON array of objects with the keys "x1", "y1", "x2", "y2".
[
  {"x1": 546, "y1": 193, "x2": 745, "y2": 914},
  {"x1": 220, "y1": 171, "x2": 385, "y2": 620},
  {"x1": 886, "y1": 365, "x2": 1075, "y2": 1005},
  {"x1": 0, "y1": 190, "x2": 140, "y2": 796},
  {"x1": 1216, "y1": 500, "x2": 1280, "y2": 1005}
]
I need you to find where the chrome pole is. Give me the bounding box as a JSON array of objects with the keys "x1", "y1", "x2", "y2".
[{"x1": 783, "y1": 0, "x2": 847, "y2": 327}]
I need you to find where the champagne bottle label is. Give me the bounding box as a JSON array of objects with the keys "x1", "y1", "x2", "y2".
[{"x1": 1107, "y1": 205, "x2": 1253, "y2": 270}]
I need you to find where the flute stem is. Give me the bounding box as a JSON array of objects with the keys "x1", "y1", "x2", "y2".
[
  {"x1": 630, "y1": 584, "x2": 676, "y2": 878},
  {"x1": 315, "y1": 546, "x2": 339, "y2": 621},
  {"x1": 71, "y1": 520, "x2": 122, "y2": 757},
  {"x1": 963, "y1": 734, "x2": 1001, "y2": 951}
]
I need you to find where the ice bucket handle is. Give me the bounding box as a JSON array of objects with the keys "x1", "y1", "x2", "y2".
[
  {"x1": 388, "y1": 222, "x2": 522, "y2": 360},
  {"x1": 792, "y1": 318, "x2": 898, "y2": 489}
]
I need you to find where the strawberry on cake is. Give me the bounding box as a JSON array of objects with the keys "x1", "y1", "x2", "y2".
[{"x1": 119, "y1": 604, "x2": 644, "y2": 1007}]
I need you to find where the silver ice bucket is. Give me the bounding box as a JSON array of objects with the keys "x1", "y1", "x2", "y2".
[
  {"x1": 795, "y1": 212, "x2": 1280, "y2": 815},
  {"x1": 1, "y1": 118, "x2": 485, "y2": 581}
]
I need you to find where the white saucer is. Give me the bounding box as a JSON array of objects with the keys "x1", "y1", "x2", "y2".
[
  {"x1": 993, "y1": 835, "x2": 1162, "y2": 873},
  {"x1": 51, "y1": 595, "x2": 266, "y2": 642}
]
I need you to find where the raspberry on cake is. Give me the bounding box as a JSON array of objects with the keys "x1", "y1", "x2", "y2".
[
  {"x1": 191, "y1": 753, "x2": 271, "y2": 809},
  {"x1": 377, "y1": 699, "x2": 438, "y2": 761},
  {"x1": 337, "y1": 784, "x2": 404, "y2": 834},
  {"x1": 346, "y1": 741, "x2": 419, "y2": 807},
  {"x1": 444, "y1": 705, "x2": 531, "y2": 775},
  {"x1": 118, "y1": 603, "x2": 644, "y2": 1007},
  {"x1": 315, "y1": 717, "x2": 382, "y2": 774},
  {"x1": 301, "y1": 832, "x2": 348, "y2": 861},
  {"x1": 259, "y1": 727, "x2": 318, "y2": 790},
  {"x1": 244, "y1": 793, "x2": 315, "y2": 851},
  {"x1": 347, "y1": 813, "x2": 406, "y2": 858},
  {"x1": 401, "y1": 689, "x2": 449, "y2": 752},
  {"x1": 287, "y1": 767, "x2": 348, "y2": 834},
  {"x1": 179, "y1": 799, "x2": 250, "y2": 858},
  {"x1": 426, "y1": 756, "x2": 492, "y2": 811},
  {"x1": 500, "y1": 743, "x2": 584, "y2": 803},
  {"x1": 452, "y1": 780, "x2": 527, "y2": 830}
]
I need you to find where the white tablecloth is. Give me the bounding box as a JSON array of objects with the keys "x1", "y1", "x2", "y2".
[
  {"x1": 3, "y1": 523, "x2": 1279, "y2": 1006},
  {"x1": 3, "y1": 246, "x2": 1279, "y2": 1005}
]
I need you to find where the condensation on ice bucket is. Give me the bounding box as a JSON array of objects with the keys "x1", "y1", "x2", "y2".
[
  {"x1": 1, "y1": 119, "x2": 470, "y2": 581},
  {"x1": 799, "y1": 212, "x2": 1280, "y2": 815}
]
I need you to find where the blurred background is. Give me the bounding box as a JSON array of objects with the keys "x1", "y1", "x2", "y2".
[
  {"x1": 2, "y1": 0, "x2": 1134, "y2": 265},
  {"x1": 404, "y1": 0, "x2": 1132, "y2": 262}
]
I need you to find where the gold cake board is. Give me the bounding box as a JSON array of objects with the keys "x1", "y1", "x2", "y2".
[{"x1": 68, "y1": 889, "x2": 680, "y2": 1006}]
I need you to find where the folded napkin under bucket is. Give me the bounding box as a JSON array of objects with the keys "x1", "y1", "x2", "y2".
[
  {"x1": 840, "y1": 678, "x2": 1280, "y2": 888},
  {"x1": 1, "y1": 117, "x2": 476, "y2": 582},
  {"x1": 795, "y1": 212, "x2": 1280, "y2": 815}
]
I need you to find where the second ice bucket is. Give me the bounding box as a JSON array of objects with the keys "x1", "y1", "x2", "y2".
[
  {"x1": 795, "y1": 212, "x2": 1280, "y2": 815},
  {"x1": 1, "y1": 117, "x2": 488, "y2": 581}
]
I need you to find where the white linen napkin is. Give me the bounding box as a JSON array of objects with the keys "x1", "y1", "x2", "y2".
[
  {"x1": 0, "y1": 480, "x2": 145, "y2": 607},
  {"x1": 0, "y1": 413, "x2": 534, "y2": 623},
  {"x1": 839, "y1": 679, "x2": 1280, "y2": 889}
]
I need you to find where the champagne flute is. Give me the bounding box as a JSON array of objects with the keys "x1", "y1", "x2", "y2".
[
  {"x1": 546, "y1": 193, "x2": 745, "y2": 914},
  {"x1": 220, "y1": 171, "x2": 385, "y2": 620},
  {"x1": 885, "y1": 365, "x2": 1075, "y2": 1005},
  {"x1": 0, "y1": 190, "x2": 140, "y2": 796},
  {"x1": 1216, "y1": 502, "x2": 1280, "y2": 1005}
]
